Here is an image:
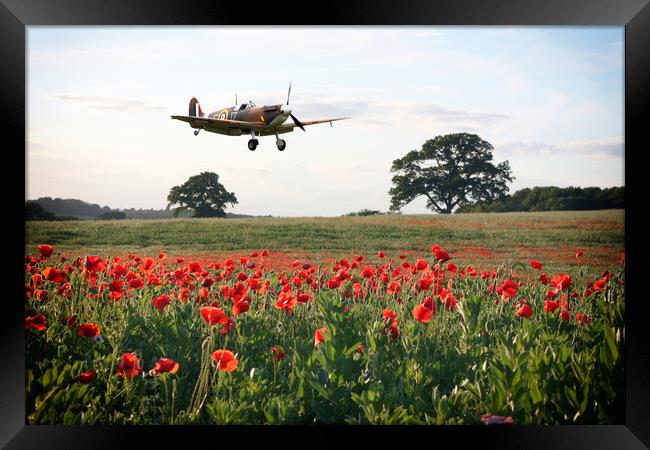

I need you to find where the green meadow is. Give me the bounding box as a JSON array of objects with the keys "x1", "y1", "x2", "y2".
[{"x1": 26, "y1": 210, "x2": 624, "y2": 269}]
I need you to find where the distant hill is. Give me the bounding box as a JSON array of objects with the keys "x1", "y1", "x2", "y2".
[
  {"x1": 25, "y1": 201, "x2": 78, "y2": 221},
  {"x1": 26, "y1": 197, "x2": 269, "y2": 220},
  {"x1": 30, "y1": 197, "x2": 112, "y2": 220}
]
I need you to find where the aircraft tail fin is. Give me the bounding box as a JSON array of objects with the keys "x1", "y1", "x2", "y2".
[{"x1": 189, "y1": 97, "x2": 204, "y2": 117}]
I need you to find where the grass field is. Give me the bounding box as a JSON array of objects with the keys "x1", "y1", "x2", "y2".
[
  {"x1": 26, "y1": 209, "x2": 624, "y2": 272},
  {"x1": 24, "y1": 209, "x2": 625, "y2": 425}
]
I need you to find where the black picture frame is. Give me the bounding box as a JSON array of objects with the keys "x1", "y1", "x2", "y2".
[{"x1": 4, "y1": 0, "x2": 648, "y2": 448}]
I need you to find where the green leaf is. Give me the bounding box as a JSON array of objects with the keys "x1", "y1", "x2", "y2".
[
  {"x1": 604, "y1": 326, "x2": 619, "y2": 364},
  {"x1": 529, "y1": 379, "x2": 543, "y2": 404},
  {"x1": 309, "y1": 381, "x2": 329, "y2": 400}
]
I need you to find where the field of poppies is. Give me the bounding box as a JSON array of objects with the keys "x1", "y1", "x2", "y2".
[{"x1": 24, "y1": 211, "x2": 625, "y2": 425}]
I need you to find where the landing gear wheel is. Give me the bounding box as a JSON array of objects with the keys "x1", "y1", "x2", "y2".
[
  {"x1": 194, "y1": 130, "x2": 200, "y2": 136},
  {"x1": 248, "y1": 139, "x2": 259, "y2": 151},
  {"x1": 277, "y1": 139, "x2": 286, "y2": 151}
]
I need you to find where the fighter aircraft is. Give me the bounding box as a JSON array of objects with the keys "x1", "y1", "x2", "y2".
[{"x1": 171, "y1": 84, "x2": 350, "y2": 151}]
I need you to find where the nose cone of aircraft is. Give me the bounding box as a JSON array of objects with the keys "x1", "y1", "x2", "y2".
[{"x1": 281, "y1": 105, "x2": 292, "y2": 115}]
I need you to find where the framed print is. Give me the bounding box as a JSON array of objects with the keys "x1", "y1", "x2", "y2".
[{"x1": 4, "y1": 0, "x2": 649, "y2": 447}]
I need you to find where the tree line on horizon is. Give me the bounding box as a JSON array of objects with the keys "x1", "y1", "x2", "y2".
[
  {"x1": 25, "y1": 133, "x2": 624, "y2": 220},
  {"x1": 456, "y1": 186, "x2": 624, "y2": 213},
  {"x1": 26, "y1": 184, "x2": 624, "y2": 222},
  {"x1": 24, "y1": 197, "x2": 261, "y2": 221}
]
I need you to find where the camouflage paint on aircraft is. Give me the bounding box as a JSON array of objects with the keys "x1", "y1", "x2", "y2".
[{"x1": 171, "y1": 84, "x2": 350, "y2": 151}]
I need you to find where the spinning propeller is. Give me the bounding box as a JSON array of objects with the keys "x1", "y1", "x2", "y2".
[{"x1": 286, "y1": 83, "x2": 305, "y2": 132}]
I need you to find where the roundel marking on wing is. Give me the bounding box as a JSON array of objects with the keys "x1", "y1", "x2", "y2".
[{"x1": 218, "y1": 110, "x2": 228, "y2": 120}]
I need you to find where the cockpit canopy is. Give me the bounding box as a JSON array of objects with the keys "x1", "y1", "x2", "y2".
[{"x1": 237, "y1": 101, "x2": 256, "y2": 111}]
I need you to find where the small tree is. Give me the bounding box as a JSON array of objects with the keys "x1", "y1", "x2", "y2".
[
  {"x1": 389, "y1": 133, "x2": 514, "y2": 214},
  {"x1": 167, "y1": 172, "x2": 238, "y2": 218}
]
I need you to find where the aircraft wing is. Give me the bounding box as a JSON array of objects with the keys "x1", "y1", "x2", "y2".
[
  {"x1": 277, "y1": 117, "x2": 351, "y2": 131},
  {"x1": 171, "y1": 115, "x2": 266, "y2": 130}
]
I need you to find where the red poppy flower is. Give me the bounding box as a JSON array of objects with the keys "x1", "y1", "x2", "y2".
[
  {"x1": 77, "y1": 323, "x2": 100, "y2": 338},
  {"x1": 200, "y1": 306, "x2": 228, "y2": 326},
  {"x1": 116, "y1": 352, "x2": 142, "y2": 379},
  {"x1": 220, "y1": 317, "x2": 236, "y2": 336},
  {"x1": 42, "y1": 267, "x2": 66, "y2": 284},
  {"x1": 77, "y1": 370, "x2": 96, "y2": 384},
  {"x1": 529, "y1": 260, "x2": 543, "y2": 270},
  {"x1": 412, "y1": 304, "x2": 434, "y2": 323},
  {"x1": 326, "y1": 278, "x2": 340, "y2": 289},
  {"x1": 544, "y1": 300, "x2": 560, "y2": 313},
  {"x1": 275, "y1": 291, "x2": 297, "y2": 314},
  {"x1": 140, "y1": 257, "x2": 155, "y2": 272},
  {"x1": 431, "y1": 245, "x2": 451, "y2": 262},
  {"x1": 361, "y1": 265, "x2": 376, "y2": 278},
  {"x1": 188, "y1": 261, "x2": 203, "y2": 273},
  {"x1": 497, "y1": 279, "x2": 519, "y2": 299},
  {"x1": 31, "y1": 273, "x2": 43, "y2": 288},
  {"x1": 271, "y1": 346, "x2": 286, "y2": 361},
  {"x1": 377, "y1": 251, "x2": 385, "y2": 258},
  {"x1": 576, "y1": 313, "x2": 592, "y2": 327},
  {"x1": 24, "y1": 314, "x2": 47, "y2": 332},
  {"x1": 559, "y1": 309, "x2": 571, "y2": 321},
  {"x1": 515, "y1": 304, "x2": 533, "y2": 318},
  {"x1": 232, "y1": 298, "x2": 250, "y2": 316},
  {"x1": 481, "y1": 415, "x2": 513, "y2": 425},
  {"x1": 381, "y1": 309, "x2": 399, "y2": 340},
  {"x1": 60, "y1": 315, "x2": 77, "y2": 329},
  {"x1": 415, "y1": 259, "x2": 429, "y2": 271},
  {"x1": 551, "y1": 274, "x2": 572, "y2": 291},
  {"x1": 387, "y1": 321, "x2": 399, "y2": 340},
  {"x1": 383, "y1": 309, "x2": 397, "y2": 323},
  {"x1": 387, "y1": 281, "x2": 401, "y2": 295},
  {"x1": 109, "y1": 279, "x2": 124, "y2": 292},
  {"x1": 128, "y1": 277, "x2": 144, "y2": 289},
  {"x1": 212, "y1": 349, "x2": 238, "y2": 372},
  {"x1": 297, "y1": 292, "x2": 310, "y2": 304},
  {"x1": 314, "y1": 327, "x2": 328, "y2": 347},
  {"x1": 575, "y1": 250, "x2": 584, "y2": 258},
  {"x1": 152, "y1": 294, "x2": 172, "y2": 311},
  {"x1": 38, "y1": 244, "x2": 54, "y2": 259},
  {"x1": 417, "y1": 277, "x2": 433, "y2": 292},
  {"x1": 593, "y1": 278, "x2": 607, "y2": 291},
  {"x1": 261, "y1": 249, "x2": 270, "y2": 257},
  {"x1": 158, "y1": 252, "x2": 166, "y2": 259},
  {"x1": 85, "y1": 256, "x2": 107, "y2": 273},
  {"x1": 153, "y1": 357, "x2": 180, "y2": 375}
]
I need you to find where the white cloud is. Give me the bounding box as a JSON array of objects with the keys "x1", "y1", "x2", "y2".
[
  {"x1": 497, "y1": 136, "x2": 623, "y2": 160},
  {"x1": 47, "y1": 94, "x2": 166, "y2": 112},
  {"x1": 285, "y1": 92, "x2": 510, "y2": 131}
]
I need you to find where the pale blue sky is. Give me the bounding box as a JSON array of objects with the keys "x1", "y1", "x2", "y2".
[{"x1": 27, "y1": 27, "x2": 624, "y2": 216}]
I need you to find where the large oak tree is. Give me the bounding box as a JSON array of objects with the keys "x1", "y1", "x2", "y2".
[
  {"x1": 167, "y1": 172, "x2": 238, "y2": 218},
  {"x1": 389, "y1": 133, "x2": 514, "y2": 214}
]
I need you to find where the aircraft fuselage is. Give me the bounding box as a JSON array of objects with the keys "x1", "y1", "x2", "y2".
[{"x1": 198, "y1": 103, "x2": 292, "y2": 136}]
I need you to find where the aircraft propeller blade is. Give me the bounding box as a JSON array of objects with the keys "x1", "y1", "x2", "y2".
[
  {"x1": 286, "y1": 82, "x2": 292, "y2": 106},
  {"x1": 290, "y1": 113, "x2": 306, "y2": 132}
]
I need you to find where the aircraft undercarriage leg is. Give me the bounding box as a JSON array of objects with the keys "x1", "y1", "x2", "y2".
[
  {"x1": 248, "y1": 130, "x2": 259, "y2": 151},
  {"x1": 275, "y1": 131, "x2": 286, "y2": 151}
]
